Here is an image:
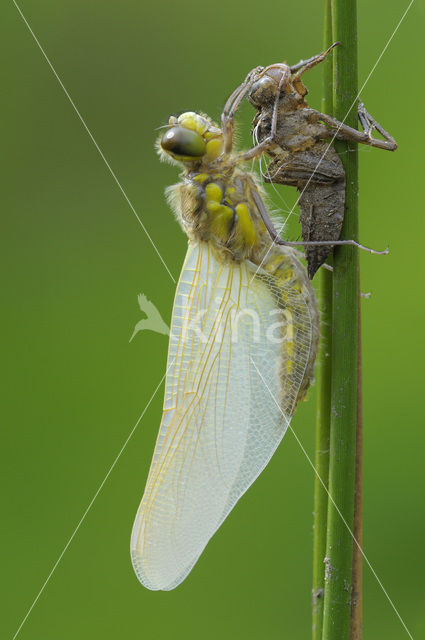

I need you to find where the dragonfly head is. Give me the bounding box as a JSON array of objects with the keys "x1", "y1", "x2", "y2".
[
  {"x1": 249, "y1": 64, "x2": 304, "y2": 108},
  {"x1": 158, "y1": 112, "x2": 223, "y2": 166}
]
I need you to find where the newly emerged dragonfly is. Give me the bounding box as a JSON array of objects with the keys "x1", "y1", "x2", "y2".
[{"x1": 130, "y1": 85, "x2": 328, "y2": 590}]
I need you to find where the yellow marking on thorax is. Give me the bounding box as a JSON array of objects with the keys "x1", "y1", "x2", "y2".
[
  {"x1": 205, "y1": 182, "x2": 223, "y2": 202},
  {"x1": 235, "y1": 203, "x2": 256, "y2": 246},
  {"x1": 193, "y1": 173, "x2": 209, "y2": 183},
  {"x1": 225, "y1": 186, "x2": 237, "y2": 204},
  {"x1": 207, "y1": 203, "x2": 234, "y2": 240},
  {"x1": 189, "y1": 174, "x2": 262, "y2": 254}
]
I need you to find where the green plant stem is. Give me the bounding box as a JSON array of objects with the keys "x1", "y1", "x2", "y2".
[
  {"x1": 350, "y1": 296, "x2": 363, "y2": 639},
  {"x1": 312, "y1": 3, "x2": 333, "y2": 639},
  {"x1": 322, "y1": 0, "x2": 359, "y2": 638}
]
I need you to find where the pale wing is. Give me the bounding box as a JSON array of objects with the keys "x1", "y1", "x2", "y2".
[{"x1": 131, "y1": 241, "x2": 314, "y2": 590}]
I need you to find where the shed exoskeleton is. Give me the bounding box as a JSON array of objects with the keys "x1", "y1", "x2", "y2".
[{"x1": 243, "y1": 43, "x2": 397, "y2": 277}]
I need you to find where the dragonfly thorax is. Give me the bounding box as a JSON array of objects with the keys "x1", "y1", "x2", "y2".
[{"x1": 166, "y1": 167, "x2": 270, "y2": 262}]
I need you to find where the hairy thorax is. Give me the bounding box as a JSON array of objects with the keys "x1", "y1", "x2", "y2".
[{"x1": 166, "y1": 166, "x2": 272, "y2": 264}]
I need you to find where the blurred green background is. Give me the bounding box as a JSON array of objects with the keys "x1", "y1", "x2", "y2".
[{"x1": 2, "y1": 1, "x2": 424, "y2": 638}]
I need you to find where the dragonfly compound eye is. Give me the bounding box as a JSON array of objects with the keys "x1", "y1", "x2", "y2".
[{"x1": 161, "y1": 126, "x2": 206, "y2": 159}]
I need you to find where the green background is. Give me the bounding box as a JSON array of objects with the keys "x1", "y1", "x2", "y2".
[{"x1": 2, "y1": 1, "x2": 424, "y2": 638}]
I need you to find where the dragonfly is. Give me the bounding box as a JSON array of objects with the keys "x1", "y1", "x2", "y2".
[{"x1": 129, "y1": 72, "x2": 352, "y2": 590}]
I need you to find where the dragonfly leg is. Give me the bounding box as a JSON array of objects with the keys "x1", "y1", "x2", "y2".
[
  {"x1": 357, "y1": 100, "x2": 397, "y2": 149},
  {"x1": 291, "y1": 42, "x2": 340, "y2": 96},
  {"x1": 289, "y1": 42, "x2": 340, "y2": 74},
  {"x1": 221, "y1": 67, "x2": 263, "y2": 154},
  {"x1": 277, "y1": 238, "x2": 389, "y2": 255},
  {"x1": 249, "y1": 180, "x2": 389, "y2": 256},
  {"x1": 315, "y1": 103, "x2": 397, "y2": 151}
]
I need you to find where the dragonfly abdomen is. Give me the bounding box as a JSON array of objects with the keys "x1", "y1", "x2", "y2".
[{"x1": 261, "y1": 246, "x2": 320, "y2": 413}]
